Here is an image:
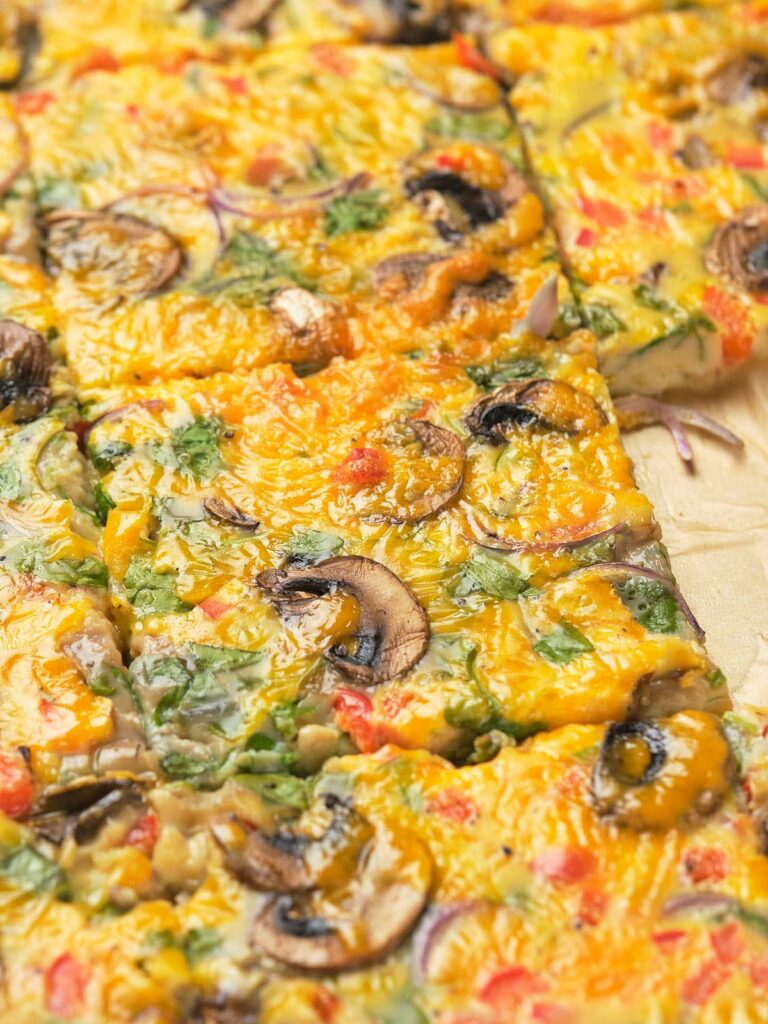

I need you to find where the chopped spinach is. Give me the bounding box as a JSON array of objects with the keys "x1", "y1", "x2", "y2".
[
  {"x1": 183, "y1": 927, "x2": 222, "y2": 964},
  {"x1": 0, "y1": 845, "x2": 68, "y2": 895},
  {"x1": 93, "y1": 482, "x2": 116, "y2": 525},
  {"x1": 0, "y1": 462, "x2": 22, "y2": 501},
  {"x1": 195, "y1": 231, "x2": 313, "y2": 304},
  {"x1": 534, "y1": 620, "x2": 594, "y2": 663},
  {"x1": 615, "y1": 576, "x2": 678, "y2": 634},
  {"x1": 465, "y1": 357, "x2": 543, "y2": 391},
  {"x1": 234, "y1": 772, "x2": 309, "y2": 809},
  {"x1": 89, "y1": 663, "x2": 129, "y2": 697},
  {"x1": 425, "y1": 111, "x2": 510, "y2": 141},
  {"x1": 160, "y1": 752, "x2": 212, "y2": 778},
  {"x1": 453, "y1": 550, "x2": 529, "y2": 601},
  {"x1": 89, "y1": 439, "x2": 132, "y2": 473},
  {"x1": 324, "y1": 189, "x2": 387, "y2": 237},
  {"x1": 122, "y1": 556, "x2": 192, "y2": 617},
  {"x1": 582, "y1": 303, "x2": 627, "y2": 339},
  {"x1": 633, "y1": 282, "x2": 678, "y2": 313},
  {"x1": 286, "y1": 527, "x2": 343, "y2": 564},
  {"x1": 170, "y1": 417, "x2": 225, "y2": 480},
  {"x1": 632, "y1": 311, "x2": 714, "y2": 359},
  {"x1": 3, "y1": 543, "x2": 108, "y2": 589}
]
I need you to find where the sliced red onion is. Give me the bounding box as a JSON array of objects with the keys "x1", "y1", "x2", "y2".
[
  {"x1": 517, "y1": 274, "x2": 559, "y2": 338},
  {"x1": 211, "y1": 171, "x2": 370, "y2": 212},
  {"x1": 614, "y1": 395, "x2": 744, "y2": 468},
  {"x1": 411, "y1": 901, "x2": 480, "y2": 983},
  {"x1": 567, "y1": 561, "x2": 705, "y2": 641},
  {"x1": 477, "y1": 521, "x2": 628, "y2": 554},
  {"x1": 661, "y1": 891, "x2": 740, "y2": 917},
  {"x1": 83, "y1": 399, "x2": 167, "y2": 443}
]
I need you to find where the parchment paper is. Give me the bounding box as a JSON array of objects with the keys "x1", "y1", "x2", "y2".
[{"x1": 622, "y1": 359, "x2": 768, "y2": 709}]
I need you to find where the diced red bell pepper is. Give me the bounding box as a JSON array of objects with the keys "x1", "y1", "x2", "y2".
[
  {"x1": 683, "y1": 846, "x2": 728, "y2": 883},
  {"x1": 426, "y1": 788, "x2": 479, "y2": 825},
  {"x1": 710, "y1": 922, "x2": 745, "y2": 964},
  {"x1": 198, "y1": 596, "x2": 234, "y2": 620},
  {"x1": 578, "y1": 194, "x2": 627, "y2": 228},
  {"x1": 726, "y1": 142, "x2": 766, "y2": 170},
  {"x1": 0, "y1": 749, "x2": 33, "y2": 818},
  {"x1": 479, "y1": 964, "x2": 545, "y2": 1008},
  {"x1": 702, "y1": 285, "x2": 755, "y2": 365},
  {"x1": 530, "y1": 846, "x2": 596, "y2": 885},
  {"x1": 44, "y1": 955, "x2": 89, "y2": 1019},
  {"x1": 575, "y1": 227, "x2": 597, "y2": 247},
  {"x1": 125, "y1": 812, "x2": 159, "y2": 855},
  {"x1": 332, "y1": 447, "x2": 388, "y2": 487},
  {"x1": 15, "y1": 91, "x2": 56, "y2": 115},
  {"x1": 333, "y1": 688, "x2": 379, "y2": 753},
  {"x1": 453, "y1": 34, "x2": 504, "y2": 81},
  {"x1": 680, "y1": 959, "x2": 729, "y2": 1006}
]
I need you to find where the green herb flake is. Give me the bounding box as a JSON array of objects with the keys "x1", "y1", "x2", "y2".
[
  {"x1": 633, "y1": 282, "x2": 678, "y2": 313},
  {"x1": 89, "y1": 439, "x2": 132, "y2": 474},
  {"x1": 534, "y1": 620, "x2": 594, "y2": 664},
  {"x1": 706, "y1": 667, "x2": 727, "y2": 689},
  {"x1": 160, "y1": 752, "x2": 211, "y2": 778},
  {"x1": 93, "y1": 482, "x2": 116, "y2": 525},
  {"x1": 323, "y1": 189, "x2": 388, "y2": 237},
  {"x1": 0, "y1": 845, "x2": 67, "y2": 895},
  {"x1": 0, "y1": 462, "x2": 22, "y2": 501},
  {"x1": 183, "y1": 927, "x2": 222, "y2": 964},
  {"x1": 582, "y1": 303, "x2": 627, "y2": 339},
  {"x1": 171, "y1": 417, "x2": 225, "y2": 480},
  {"x1": 286, "y1": 528, "x2": 343, "y2": 564},
  {"x1": 615, "y1": 576, "x2": 678, "y2": 634},
  {"x1": 195, "y1": 232, "x2": 313, "y2": 305},
  {"x1": 3, "y1": 543, "x2": 108, "y2": 589},
  {"x1": 425, "y1": 111, "x2": 510, "y2": 141},
  {"x1": 465, "y1": 358, "x2": 543, "y2": 391},
  {"x1": 122, "y1": 556, "x2": 192, "y2": 618},
  {"x1": 89, "y1": 664, "x2": 129, "y2": 697},
  {"x1": 233, "y1": 772, "x2": 309, "y2": 809},
  {"x1": 453, "y1": 550, "x2": 529, "y2": 601}
]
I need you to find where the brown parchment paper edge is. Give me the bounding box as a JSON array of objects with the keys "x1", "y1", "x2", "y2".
[{"x1": 621, "y1": 357, "x2": 768, "y2": 710}]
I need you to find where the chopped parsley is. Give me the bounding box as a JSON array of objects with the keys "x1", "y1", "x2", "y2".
[{"x1": 323, "y1": 189, "x2": 388, "y2": 236}]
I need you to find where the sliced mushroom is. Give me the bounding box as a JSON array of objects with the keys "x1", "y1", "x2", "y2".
[
  {"x1": 192, "y1": 0, "x2": 281, "y2": 30},
  {"x1": 28, "y1": 776, "x2": 146, "y2": 845},
  {"x1": 219, "y1": 794, "x2": 432, "y2": 970},
  {"x1": 373, "y1": 252, "x2": 511, "y2": 319},
  {"x1": 677, "y1": 133, "x2": 715, "y2": 170},
  {"x1": 203, "y1": 496, "x2": 260, "y2": 531},
  {"x1": 256, "y1": 556, "x2": 429, "y2": 684},
  {"x1": 404, "y1": 169, "x2": 505, "y2": 242},
  {"x1": 362, "y1": 419, "x2": 465, "y2": 523},
  {"x1": 465, "y1": 379, "x2": 607, "y2": 442},
  {"x1": 591, "y1": 711, "x2": 733, "y2": 831},
  {"x1": 194, "y1": 996, "x2": 261, "y2": 1024},
  {"x1": 707, "y1": 53, "x2": 768, "y2": 105},
  {"x1": 43, "y1": 211, "x2": 182, "y2": 296},
  {"x1": 332, "y1": 0, "x2": 456, "y2": 44},
  {"x1": 0, "y1": 319, "x2": 51, "y2": 422},
  {"x1": 269, "y1": 286, "x2": 349, "y2": 365},
  {"x1": 704, "y1": 204, "x2": 768, "y2": 293}
]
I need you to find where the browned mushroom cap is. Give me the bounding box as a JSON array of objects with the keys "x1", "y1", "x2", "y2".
[
  {"x1": 256, "y1": 556, "x2": 429, "y2": 684},
  {"x1": 0, "y1": 319, "x2": 51, "y2": 423},
  {"x1": 704, "y1": 205, "x2": 768, "y2": 293},
  {"x1": 373, "y1": 252, "x2": 512, "y2": 318},
  {"x1": 221, "y1": 797, "x2": 371, "y2": 891},
  {"x1": 194, "y1": 996, "x2": 260, "y2": 1024},
  {"x1": 363, "y1": 419, "x2": 465, "y2": 524},
  {"x1": 591, "y1": 712, "x2": 733, "y2": 831},
  {"x1": 677, "y1": 133, "x2": 715, "y2": 170},
  {"x1": 43, "y1": 211, "x2": 182, "y2": 296},
  {"x1": 28, "y1": 776, "x2": 145, "y2": 845},
  {"x1": 193, "y1": 0, "x2": 280, "y2": 30},
  {"x1": 404, "y1": 165, "x2": 528, "y2": 243},
  {"x1": 203, "y1": 496, "x2": 260, "y2": 530},
  {"x1": 269, "y1": 286, "x2": 349, "y2": 366},
  {"x1": 465, "y1": 379, "x2": 607, "y2": 442},
  {"x1": 331, "y1": 0, "x2": 456, "y2": 44},
  {"x1": 227, "y1": 794, "x2": 432, "y2": 971},
  {"x1": 706, "y1": 53, "x2": 768, "y2": 105}
]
